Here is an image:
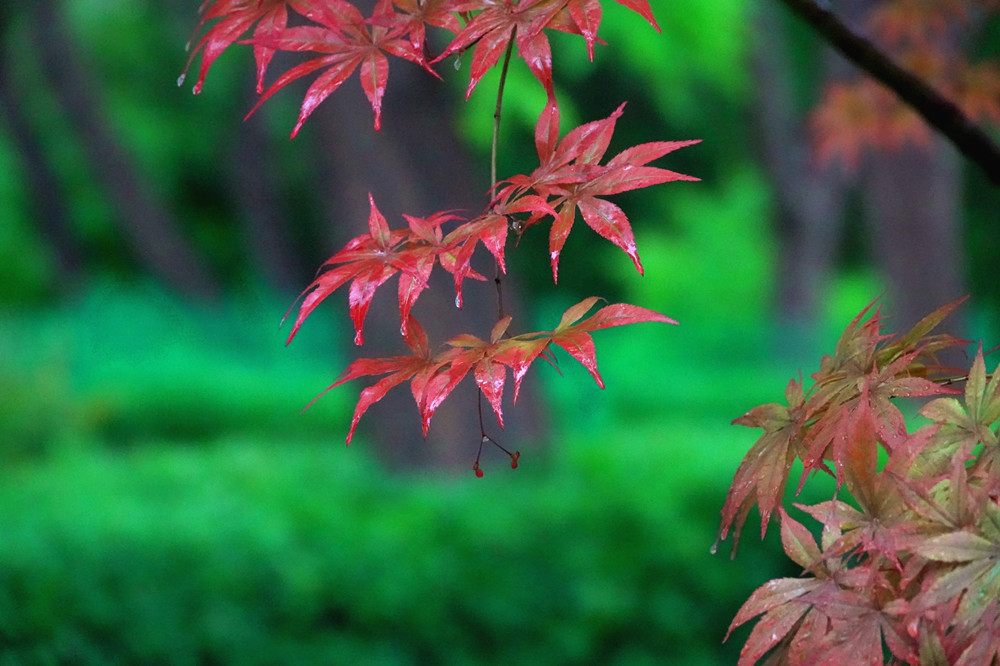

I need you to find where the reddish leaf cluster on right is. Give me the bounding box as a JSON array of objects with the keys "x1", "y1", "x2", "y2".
[{"x1": 720, "y1": 299, "x2": 1000, "y2": 665}]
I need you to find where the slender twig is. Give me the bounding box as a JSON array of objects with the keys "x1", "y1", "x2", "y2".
[
  {"x1": 474, "y1": 390, "x2": 520, "y2": 477},
  {"x1": 491, "y1": 28, "x2": 517, "y2": 192},
  {"x1": 472, "y1": 29, "x2": 522, "y2": 477},
  {"x1": 775, "y1": 0, "x2": 1000, "y2": 185},
  {"x1": 489, "y1": 28, "x2": 518, "y2": 322}
]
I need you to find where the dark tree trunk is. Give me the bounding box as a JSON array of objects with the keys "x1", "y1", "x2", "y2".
[
  {"x1": 229, "y1": 81, "x2": 301, "y2": 292},
  {"x1": 862, "y1": 139, "x2": 966, "y2": 336},
  {"x1": 751, "y1": 0, "x2": 849, "y2": 355},
  {"x1": 847, "y1": 0, "x2": 968, "y2": 339},
  {"x1": 0, "y1": 32, "x2": 82, "y2": 285},
  {"x1": 26, "y1": 1, "x2": 218, "y2": 298}
]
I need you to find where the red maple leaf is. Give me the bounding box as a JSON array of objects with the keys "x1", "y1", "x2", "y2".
[
  {"x1": 500, "y1": 102, "x2": 699, "y2": 282},
  {"x1": 313, "y1": 315, "x2": 446, "y2": 445},
  {"x1": 283, "y1": 194, "x2": 451, "y2": 346},
  {"x1": 433, "y1": 0, "x2": 661, "y2": 96},
  {"x1": 545, "y1": 296, "x2": 677, "y2": 387},
  {"x1": 388, "y1": 0, "x2": 466, "y2": 56},
  {"x1": 181, "y1": 0, "x2": 294, "y2": 94},
  {"x1": 246, "y1": 0, "x2": 436, "y2": 135},
  {"x1": 317, "y1": 297, "x2": 674, "y2": 443},
  {"x1": 433, "y1": 0, "x2": 567, "y2": 98},
  {"x1": 442, "y1": 212, "x2": 510, "y2": 308},
  {"x1": 728, "y1": 509, "x2": 918, "y2": 666}
]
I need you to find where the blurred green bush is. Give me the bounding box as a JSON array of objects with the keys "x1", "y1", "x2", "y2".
[
  {"x1": 0, "y1": 283, "x2": 349, "y2": 460},
  {"x1": 0, "y1": 435, "x2": 793, "y2": 665}
]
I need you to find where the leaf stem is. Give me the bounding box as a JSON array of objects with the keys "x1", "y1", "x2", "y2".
[
  {"x1": 490, "y1": 28, "x2": 517, "y2": 322},
  {"x1": 474, "y1": 390, "x2": 519, "y2": 476},
  {"x1": 491, "y1": 27, "x2": 516, "y2": 192}
]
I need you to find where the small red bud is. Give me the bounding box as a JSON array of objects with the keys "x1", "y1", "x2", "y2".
[
  {"x1": 473, "y1": 461, "x2": 484, "y2": 478},
  {"x1": 510, "y1": 451, "x2": 520, "y2": 469}
]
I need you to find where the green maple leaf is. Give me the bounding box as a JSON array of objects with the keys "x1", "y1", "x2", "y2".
[{"x1": 920, "y1": 345, "x2": 1000, "y2": 479}]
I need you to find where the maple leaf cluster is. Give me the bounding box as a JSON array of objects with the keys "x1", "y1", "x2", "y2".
[
  {"x1": 811, "y1": 0, "x2": 1000, "y2": 167},
  {"x1": 181, "y1": 0, "x2": 660, "y2": 137},
  {"x1": 183, "y1": 0, "x2": 699, "y2": 467},
  {"x1": 720, "y1": 299, "x2": 1000, "y2": 665}
]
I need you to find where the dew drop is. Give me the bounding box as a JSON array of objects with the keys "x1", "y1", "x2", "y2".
[
  {"x1": 177, "y1": 73, "x2": 186, "y2": 87},
  {"x1": 455, "y1": 292, "x2": 462, "y2": 308},
  {"x1": 709, "y1": 539, "x2": 719, "y2": 555},
  {"x1": 453, "y1": 55, "x2": 462, "y2": 71}
]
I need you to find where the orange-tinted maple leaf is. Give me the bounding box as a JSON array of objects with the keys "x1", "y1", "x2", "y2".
[
  {"x1": 954, "y1": 61, "x2": 1000, "y2": 126},
  {"x1": 719, "y1": 379, "x2": 807, "y2": 549}
]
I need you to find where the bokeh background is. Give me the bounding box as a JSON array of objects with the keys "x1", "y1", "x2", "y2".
[{"x1": 1, "y1": 0, "x2": 999, "y2": 663}]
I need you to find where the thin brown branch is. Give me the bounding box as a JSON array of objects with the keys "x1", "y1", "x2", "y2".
[
  {"x1": 775, "y1": 0, "x2": 1000, "y2": 185},
  {"x1": 491, "y1": 28, "x2": 517, "y2": 321}
]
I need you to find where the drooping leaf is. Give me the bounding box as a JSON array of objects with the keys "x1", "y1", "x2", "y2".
[
  {"x1": 719, "y1": 379, "x2": 806, "y2": 549},
  {"x1": 310, "y1": 315, "x2": 445, "y2": 444},
  {"x1": 433, "y1": 0, "x2": 565, "y2": 98},
  {"x1": 442, "y1": 212, "x2": 510, "y2": 308},
  {"x1": 779, "y1": 508, "x2": 823, "y2": 573},
  {"x1": 388, "y1": 0, "x2": 466, "y2": 56},
  {"x1": 725, "y1": 576, "x2": 820, "y2": 665}
]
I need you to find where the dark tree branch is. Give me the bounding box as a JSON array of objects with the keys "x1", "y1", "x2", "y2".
[{"x1": 775, "y1": 0, "x2": 1000, "y2": 185}]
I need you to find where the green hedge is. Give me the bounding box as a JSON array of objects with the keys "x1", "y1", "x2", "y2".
[{"x1": 0, "y1": 437, "x2": 792, "y2": 665}]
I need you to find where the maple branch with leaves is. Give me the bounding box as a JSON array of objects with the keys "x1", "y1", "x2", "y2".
[
  {"x1": 777, "y1": 0, "x2": 1000, "y2": 184},
  {"x1": 183, "y1": 0, "x2": 698, "y2": 473}
]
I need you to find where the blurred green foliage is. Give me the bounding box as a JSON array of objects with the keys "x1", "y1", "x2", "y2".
[
  {"x1": 0, "y1": 422, "x2": 799, "y2": 665},
  {"x1": 0, "y1": 283, "x2": 349, "y2": 460}
]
